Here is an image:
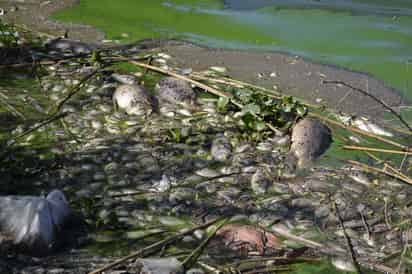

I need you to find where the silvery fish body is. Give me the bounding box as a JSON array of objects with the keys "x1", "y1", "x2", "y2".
[{"x1": 0, "y1": 190, "x2": 70, "y2": 255}]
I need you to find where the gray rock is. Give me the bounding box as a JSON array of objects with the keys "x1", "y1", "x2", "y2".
[
  {"x1": 290, "y1": 118, "x2": 332, "y2": 168},
  {"x1": 113, "y1": 84, "x2": 153, "y2": 115}
]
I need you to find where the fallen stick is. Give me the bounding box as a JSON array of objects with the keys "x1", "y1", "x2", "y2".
[
  {"x1": 343, "y1": 145, "x2": 412, "y2": 156},
  {"x1": 182, "y1": 218, "x2": 228, "y2": 270},
  {"x1": 88, "y1": 218, "x2": 222, "y2": 274},
  {"x1": 51, "y1": 68, "x2": 101, "y2": 116}
]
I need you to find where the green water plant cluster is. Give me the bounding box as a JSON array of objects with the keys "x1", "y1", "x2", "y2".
[{"x1": 218, "y1": 87, "x2": 307, "y2": 135}]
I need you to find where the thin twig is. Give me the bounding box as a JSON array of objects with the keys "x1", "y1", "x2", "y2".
[
  {"x1": 323, "y1": 80, "x2": 412, "y2": 132},
  {"x1": 51, "y1": 69, "x2": 101, "y2": 116},
  {"x1": 182, "y1": 218, "x2": 228, "y2": 270},
  {"x1": 13, "y1": 112, "x2": 69, "y2": 142},
  {"x1": 88, "y1": 218, "x2": 222, "y2": 274}
]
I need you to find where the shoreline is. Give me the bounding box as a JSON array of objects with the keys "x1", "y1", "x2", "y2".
[{"x1": 1, "y1": 0, "x2": 409, "y2": 125}]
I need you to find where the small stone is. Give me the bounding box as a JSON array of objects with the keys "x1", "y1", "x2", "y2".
[{"x1": 186, "y1": 268, "x2": 205, "y2": 274}]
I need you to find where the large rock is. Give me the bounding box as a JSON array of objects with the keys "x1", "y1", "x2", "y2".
[
  {"x1": 290, "y1": 118, "x2": 332, "y2": 168},
  {"x1": 113, "y1": 84, "x2": 154, "y2": 115},
  {"x1": 0, "y1": 190, "x2": 70, "y2": 256}
]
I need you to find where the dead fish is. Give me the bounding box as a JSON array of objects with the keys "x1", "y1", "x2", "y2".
[
  {"x1": 155, "y1": 77, "x2": 197, "y2": 109},
  {"x1": 113, "y1": 84, "x2": 153, "y2": 116},
  {"x1": 45, "y1": 38, "x2": 95, "y2": 54},
  {"x1": 352, "y1": 117, "x2": 393, "y2": 137},
  {"x1": 211, "y1": 136, "x2": 232, "y2": 161},
  {"x1": 289, "y1": 118, "x2": 332, "y2": 168}
]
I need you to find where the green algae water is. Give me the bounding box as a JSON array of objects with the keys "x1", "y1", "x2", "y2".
[{"x1": 54, "y1": 0, "x2": 412, "y2": 106}]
